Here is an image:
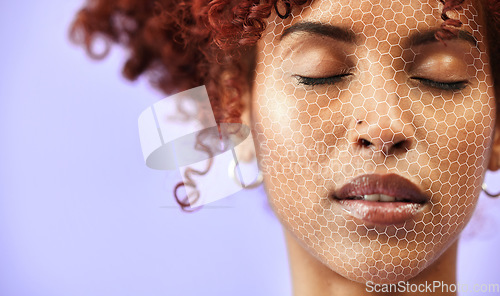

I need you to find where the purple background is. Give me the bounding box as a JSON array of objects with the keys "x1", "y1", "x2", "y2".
[{"x1": 0, "y1": 1, "x2": 499, "y2": 295}]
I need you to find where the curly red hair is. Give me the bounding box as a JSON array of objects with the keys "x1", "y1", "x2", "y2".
[{"x1": 70, "y1": 0, "x2": 500, "y2": 210}]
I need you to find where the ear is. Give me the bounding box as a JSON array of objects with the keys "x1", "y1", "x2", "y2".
[
  {"x1": 488, "y1": 84, "x2": 500, "y2": 171},
  {"x1": 488, "y1": 128, "x2": 500, "y2": 171}
]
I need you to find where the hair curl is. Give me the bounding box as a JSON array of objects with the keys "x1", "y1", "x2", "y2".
[{"x1": 70, "y1": 0, "x2": 500, "y2": 211}]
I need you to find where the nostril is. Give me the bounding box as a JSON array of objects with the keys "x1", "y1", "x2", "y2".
[
  {"x1": 358, "y1": 138, "x2": 372, "y2": 147},
  {"x1": 393, "y1": 140, "x2": 409, "y2": 151}
]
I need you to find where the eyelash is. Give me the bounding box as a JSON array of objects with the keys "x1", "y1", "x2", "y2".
[
  {"x1": 294, "y1": 73, "x2": 352, "y2": 86},
  {"x1": 295, "y1": 74, "x2": 468, "y2": 92},
  {"x1": 412, "y1": 77, "x2": 469, "y2": 91}
]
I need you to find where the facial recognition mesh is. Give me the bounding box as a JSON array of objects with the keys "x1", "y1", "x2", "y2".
[{"x1": 251, "y1": 0, "x2": 495, "y2": 283}]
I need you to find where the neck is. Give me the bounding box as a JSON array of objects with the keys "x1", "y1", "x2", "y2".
[{"x1": 284, "y1": 230, "x2": 458, "y2": 296}]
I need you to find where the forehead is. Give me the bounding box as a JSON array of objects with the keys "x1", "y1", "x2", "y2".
[{"x1": 300, "y1": 0, "x2": 441, "y2": 21}]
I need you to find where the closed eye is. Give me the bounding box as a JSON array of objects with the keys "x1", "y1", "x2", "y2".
[
  {"x1": 412, "y1": 77, "x2": 469, "y2": 91},
  {"x1": 294, "y1": 73, "x2": 352, "y2": 86}
]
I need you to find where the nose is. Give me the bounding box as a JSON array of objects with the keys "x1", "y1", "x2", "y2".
[{"x1": 352, "y1": 109, "x2": 414, "y2": 155}]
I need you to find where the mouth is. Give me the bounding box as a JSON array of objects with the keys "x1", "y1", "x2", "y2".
[{"x1": 331, "y1": 174, "x2": 429, "y2": 225}]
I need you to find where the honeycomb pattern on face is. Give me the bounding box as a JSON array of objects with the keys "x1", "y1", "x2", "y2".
[{"x1": 251, "y1": 0, "x2": 495, "y2": 283}]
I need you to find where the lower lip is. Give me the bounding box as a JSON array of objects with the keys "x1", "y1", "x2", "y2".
[{"x1": 337, "y1": 200, "x2": 424, "y2": 225}]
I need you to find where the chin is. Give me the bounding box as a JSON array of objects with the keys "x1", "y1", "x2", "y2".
[{"x1": 276, "y1": 201, "x2": 466, "y2": 285}]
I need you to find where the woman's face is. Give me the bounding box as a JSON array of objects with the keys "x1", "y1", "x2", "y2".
[{"x1": 251, "y1": 0, "x2": 496, "y2": 283}]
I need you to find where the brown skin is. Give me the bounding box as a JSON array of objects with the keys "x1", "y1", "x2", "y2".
[
  {"x1": 285, "y1": 230, "x2": 457, "y2": 296},
  {"x1": 237, "y1": 0, "x2": 500, "y2": 293}
]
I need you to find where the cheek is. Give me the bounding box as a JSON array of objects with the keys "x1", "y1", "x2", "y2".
[
  {"x1": 252, "y1": 75, "x2": 353, "y2": 203},
  {"x1": 425, "y1": 89, "x2": 495, "y2": 229}
]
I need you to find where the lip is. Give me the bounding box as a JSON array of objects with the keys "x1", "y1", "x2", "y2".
[{"x1": 332, "y1": 174, "x2": 429, "y2": 225}]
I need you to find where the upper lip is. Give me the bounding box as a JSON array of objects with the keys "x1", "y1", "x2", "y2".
[{"x1": 332, "y1": 173, "x2": 429, "y2": 203}]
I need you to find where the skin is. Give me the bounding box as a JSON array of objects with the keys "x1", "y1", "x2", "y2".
[
  {"x1": 241, "y1": 0, "x2": 500, "y2": 294},
  {"x1": 285, "y1": 230, "x2": 457, "y2": 295}
]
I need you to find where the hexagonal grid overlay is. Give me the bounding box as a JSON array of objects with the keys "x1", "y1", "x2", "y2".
[{"x1": 252, "y1": 0, "x2": 495, "y2": 283}]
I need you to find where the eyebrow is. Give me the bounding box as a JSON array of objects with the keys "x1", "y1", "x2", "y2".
[
  {"x1": 282, "y1": 23, "x2": 477, "y2": 47},
  {"x1": 281, "y1": 21, "x2": 356, "y2": 43},
  {"x1": 409, "y1": 29, "x2": 477, "y2": 46}
]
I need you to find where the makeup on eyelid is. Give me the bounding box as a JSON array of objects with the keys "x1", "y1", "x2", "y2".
[
  {"x1": 282, "y1": 36, "x2": 354, "y2": 80},
  {"x1": 410, "y1": 40, "x2": 474, "y2": 86}
]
